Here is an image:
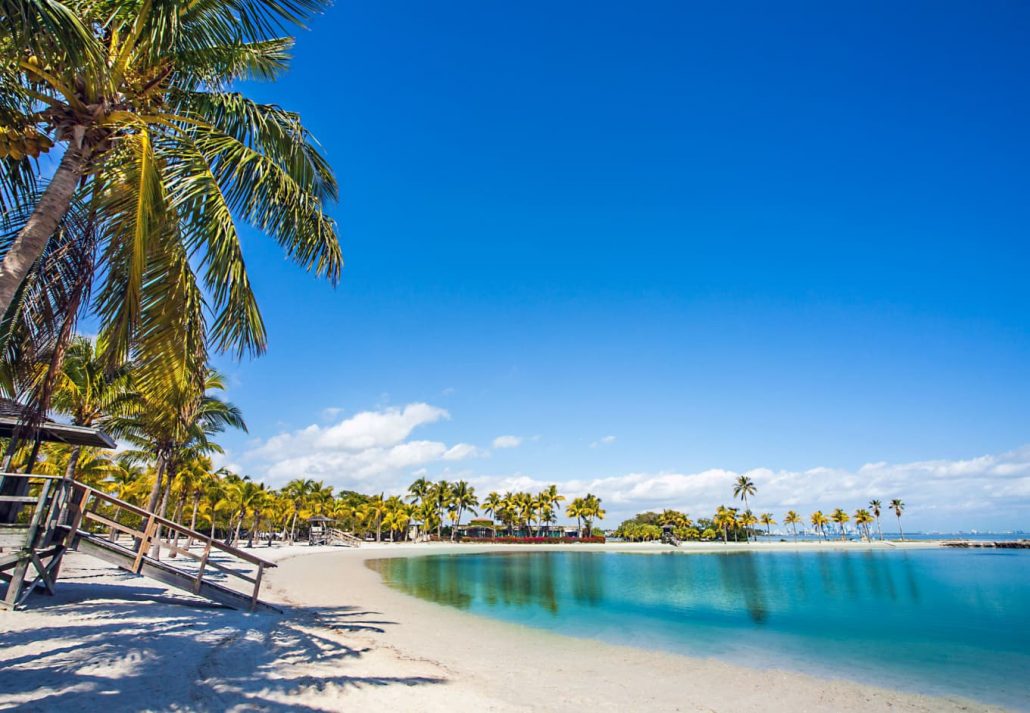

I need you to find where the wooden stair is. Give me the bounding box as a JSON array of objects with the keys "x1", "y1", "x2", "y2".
[
  {"x1": 72, "y1": 533, "x2": 280, "y2": 613},
  {"x1": 327, "y1": 528, "x2": 363, "y2": 547},
  {"x1": 0, "y1": 473, "x2": 279, "y2": 612}
]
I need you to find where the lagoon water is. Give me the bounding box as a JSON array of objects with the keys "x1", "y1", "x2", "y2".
[{"x1": 370, "y1": 549, "x2": 1030, "y2": 709}]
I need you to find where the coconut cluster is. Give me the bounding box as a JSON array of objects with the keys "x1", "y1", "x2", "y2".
[{"x1": 0, "y1": 126, "x2": 54, "y2": 161}]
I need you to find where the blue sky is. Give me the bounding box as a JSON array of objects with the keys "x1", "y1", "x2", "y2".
[{"x1": 209, "y1": 1, "x2": 1030, "y2": 530}]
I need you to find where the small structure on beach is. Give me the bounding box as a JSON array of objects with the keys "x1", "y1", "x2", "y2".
[{"x1": 307, "y1": 516, "x2": 361, "y2": 547}]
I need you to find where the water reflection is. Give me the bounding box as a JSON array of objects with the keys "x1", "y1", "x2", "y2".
[{"x1": 373, "y1": 549, "x2": 926, "y2": 621}]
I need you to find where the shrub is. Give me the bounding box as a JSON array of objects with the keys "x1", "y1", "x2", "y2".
[{"x1": 459, "y1": 536, "x2": 606, "y2": 544}]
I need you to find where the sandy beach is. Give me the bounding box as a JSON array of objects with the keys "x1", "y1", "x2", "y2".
[{"x1": 0, "y1": 541, "x2": 1009, "y2": 712}]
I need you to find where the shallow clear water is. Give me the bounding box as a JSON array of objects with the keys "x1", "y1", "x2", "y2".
[{"x1": 369, "y1": 549, "x2": 1030, "y2": 709}]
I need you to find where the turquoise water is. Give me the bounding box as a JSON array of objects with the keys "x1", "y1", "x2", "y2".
[{"x1": 370, "y1": 549, "x2": 1030, "y2": 709}]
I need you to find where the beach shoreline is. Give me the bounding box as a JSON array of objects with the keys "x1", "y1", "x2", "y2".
[{"x1": 0, "y1": 540, "x2": 1014, "y2": 712}]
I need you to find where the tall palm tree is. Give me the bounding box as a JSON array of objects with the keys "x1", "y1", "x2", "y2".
[
  {"x1": 784, "y1": 510, "x2": 801, "y2": 541},
  {"x1": 869, "y1": 499, "x2": 884, "y2": 541},
  {"x1": 0, "y1": 0, "x2": 343, "y2": 395},
  {"x1": 449, "y1": 481, "x2": 478, "y2": 541},
  {"x1": 733, "y1": 474, "x2": 756, "y2": 513},
  {"x1": 759, "y1": 512, "x2": 776, "y2": 536},
  {"x1": 890, "y1": 499, "x2": 905, "y2": 540},
  {"x1": 830, "y1": 508, "x2": 850, "y2": 541}
]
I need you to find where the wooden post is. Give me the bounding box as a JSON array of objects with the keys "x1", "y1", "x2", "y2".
[
  {"x1": 24, "y1": 479, "x2": 53, "y2": 550},
  {"x1": 2, "y1": 558, "x2": 29, "y2": 609},
  {"x1": 250, "y1": 563, "x2": 264, "y2": 611},
  {"x1": 133, "y1": 514, "x2": 156, "y2": 573},
  {"x1": 194, "y1": 541, "x2": 211, "y2": 594}
]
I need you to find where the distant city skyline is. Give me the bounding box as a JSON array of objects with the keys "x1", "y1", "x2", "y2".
[{"x1": 205, "y1": 1, "x2": 1027, "y2": 530}]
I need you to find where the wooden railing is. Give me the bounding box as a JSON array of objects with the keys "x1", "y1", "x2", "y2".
[
  {"x1": 0, "y1": 473, "x2": 68, "y2": 550},
  {"x1": 0, "y1": 473, "x2": 276, "y2": 609}
]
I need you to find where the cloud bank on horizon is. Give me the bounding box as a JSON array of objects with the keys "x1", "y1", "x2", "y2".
[{"x1": 236, "y1": 402, "x2": 1030, "y2": 532}]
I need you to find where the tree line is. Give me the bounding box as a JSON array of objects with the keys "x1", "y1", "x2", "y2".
[{"x1": 615, "y1": 474, "x2": 907, "y2": 543}]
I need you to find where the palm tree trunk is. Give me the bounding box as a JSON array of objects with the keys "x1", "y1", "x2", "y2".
[
  {"x1": 897, "y1": 516, "x2": 904, "y2": 541},
  {"x1": 234, "y1": 510, "x2": 244, "y2": 545},
  {"x1": 63, "y1": 445, "x2": 82, "y2": 481},
  {"x1": 248, "y1": 513, "x2": 259, "y2": 548},
  {"x1": 187, "y1": 494, "x2": 200, "y2": 548},
  {"x1": 0, "y1": 147, "x2": 84, "y2": 316},
  {"x1": 151, "y1": 475, "x2": 173, "y2": 559},
  {"x1": 145, "y1": 457, "x2": 167, "y2": 515},
  {"x1": 169, "y1": 492, "x2": 185, "y2": 558},
  {"x1": 876, "y1": 517, "x2": 883, "y2": 541}
]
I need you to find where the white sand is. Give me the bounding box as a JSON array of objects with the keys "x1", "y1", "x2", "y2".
[{"x1": 0, "y1": 540, "x2": 1009, "y2": 712}]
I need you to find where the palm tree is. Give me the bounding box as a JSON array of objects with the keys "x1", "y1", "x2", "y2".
[
  {"x1": 713, "y1": 506, "x2": 737, "y2": 543},
  {"x1": 869, "y1": 499, "x2": 884, "y2": 541},
  {"x1": 830, "y1": 508, "x2": 850, "y2": 541},
  {"x1": 565, "y1": 498, "x2": 584, "y2": 538},
  {"x1": 482, "y1": 491, "x2": 503, "y2": 537},
  {"x1": 282, "y1": 479, "x2": 315, "y2": 544},
  {"x1": 364, "y1": 494, "x2": 387, "y2": 542},
  {"x1": 514, "y1": 492, "x2": 535, "y2": 536},
  {"x1": 536, "y1": 484, "x2": 565, "y2": 536},
  {"x1": 413, "y1": 500, "x2": 440, "y2": 541},
  {"x1": 759, "y1": 513, "x2": 776, "y2": 536},
  {"x1": 784, "y1": 510, "x2": 801, "y2": 541},
  {"x1": 733, "y1": 474, "x2": 757, "y2": 512},
  {"x1": 810, "y1": 511, "x2": 829, "y2": 540},
  {"x1": 738, "y1": 510, "x2": 758, "y2": 542},
  {"x1": 49, "y1": 336, "x2": 136, "y2": 481},
  {"x1": 577, "y1": 494, "x2": 605, "y2": 538},
  {"x1": 430, "y1": 481, "x2": 452, "y2": 539},
  {"x1": 853, "y1": 509, "x2": 874, "y2": 542},
  {"x1": 890, "y1": 499, "x2": 905, "y2": 540},
  {"x1": 0, "y1": 0, "x2": 343, "y2": 394},
  {"x1": 407, "y1": 477, "x2": 432, "y2": 505},
  {"x1": 449, "y1": 481, "x2": 479, "y2": 541},
  {"x1": 200, "y1": 478, "x2": 227, "y2": 540},
  {"x1": 382, "y1": 497, "x2": 411, "y2": 542},
  {"x1": 112, "y1": 369, "x2": 244, "y2": 523}
]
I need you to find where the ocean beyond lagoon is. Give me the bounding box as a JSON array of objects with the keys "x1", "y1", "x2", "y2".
[{"x1": 371, "y1": 548, "x2": 1030, "y2": 710}]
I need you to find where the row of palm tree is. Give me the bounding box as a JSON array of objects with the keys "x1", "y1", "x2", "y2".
[
  {"x1": 405, "y1": 481, "x2": 606, "y2": 539},
  {"x1": 733, "y1": 474, "x2": 907, "y2": 541}
]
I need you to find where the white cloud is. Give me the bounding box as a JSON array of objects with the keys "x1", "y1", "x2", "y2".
[
  {"x1": 320, "y1": 406, "x2": 342, "y2": 420},
  {"x1": 492, "y1": 435, "x2": 523, "y2": 449},
  {"x1": 247, "y1": 403, "x2": 466, "y2": 489},
  {"x1": 591, "y1": 435, "x2": 617, "y2": 448},
  {"x1": 443, "y1": 443, "x2": 486, "y2": 460}
]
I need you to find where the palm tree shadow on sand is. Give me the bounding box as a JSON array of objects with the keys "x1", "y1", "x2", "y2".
[{"x1": 0, "y1": 580, "x2": 445, "y2": 712}]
